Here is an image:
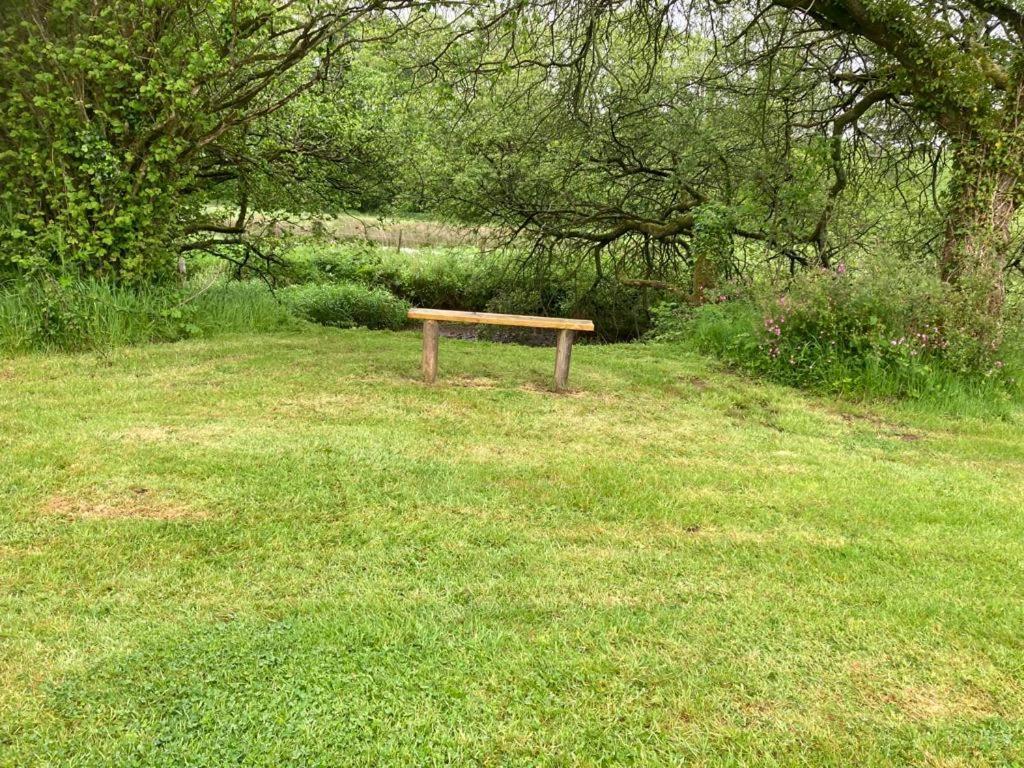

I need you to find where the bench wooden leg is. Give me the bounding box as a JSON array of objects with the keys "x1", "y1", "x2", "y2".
[
  {"x1": 422, "y1": 320, "x2": 439, "y2": 383},
  {"x1": 554, "y1": 329, "x2": 575, "y2": 391}
]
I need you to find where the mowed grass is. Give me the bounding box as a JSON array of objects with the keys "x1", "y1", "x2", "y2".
[{"x1": 1, "y1": 328, "x2": 1023, "y2": 766}]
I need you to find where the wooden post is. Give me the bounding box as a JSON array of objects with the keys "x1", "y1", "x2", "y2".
[
  {"x1": 554, "y1": 329, "x2": 575, "y2": 391},
  {"x1": 421, "y1": 319, "x2": 439, "y2": 383}
]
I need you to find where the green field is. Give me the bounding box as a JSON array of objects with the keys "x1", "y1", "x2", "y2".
[{"x1": 2, "y1": 329, "x2": 1023, "y2": 766}]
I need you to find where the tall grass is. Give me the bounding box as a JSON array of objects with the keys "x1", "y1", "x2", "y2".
[
  {"x1": 0, "y1": 277, "x2": 293, "y2": 356},
  {"x1": 0, "y1": 279, "x2": 182, "y2": 354},
  {"x1": 189, "y1": 280, "x2": 295, "y2": 336}
]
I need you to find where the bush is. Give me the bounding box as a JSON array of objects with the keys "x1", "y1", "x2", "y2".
[
  {"x1": 485, "y1": 277, "x2": 651, "y2": 341},
  {"x1": 0, "y1": 278, "x2": 197, "y2": 354},
  {"x1": 282, "y1": 241, "x2": 381, "y2": 285},
  {"x1": 649, "y1": 266, "x2": 1022, "y2": 400},
  {"x1": 648, "y1": 295, "x2": 760, "y2": 351},
  {"x1": 281, "y1": 240, "x2": 669, "y2": 340},
  {"x1": 373, "y1": 247, "x2": 501, "y2": 311},
  {"x1": 284, "y1": 241, "x2": 501, "y2": 310},
  {"x1": 278, "y1": 282, "x2": 409, "y2": 330}
]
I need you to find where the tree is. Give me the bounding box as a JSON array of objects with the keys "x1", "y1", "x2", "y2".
[
  {"x1": 438, "y1": 7, "x2": 936, "y2": 304},
  {"x1": 458, "y1": 0, "x2": 1020, "y2": 330},
  {"x1": 0, "y1": 0, "x2": 424, "y2": 281},
  {"x1": 764, "y1": 0, "x2": 1024, "y2": 325}
]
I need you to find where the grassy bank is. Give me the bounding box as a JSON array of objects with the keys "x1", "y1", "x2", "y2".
[{"x1": 2, "y1": 328, "x2": 1023, "y2": 765}]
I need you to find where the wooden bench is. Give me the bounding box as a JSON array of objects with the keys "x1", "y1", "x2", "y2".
[{"x1": 407, "y1": 308, "x2": 595, "y2": 391}]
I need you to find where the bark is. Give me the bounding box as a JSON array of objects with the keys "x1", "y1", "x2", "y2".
[
  {"x1": 691, "y1": 250, "x2": 717, "y2": 304},
  {"x1": 938, "y1": 145, "x2": 1019, "y2": 320}
]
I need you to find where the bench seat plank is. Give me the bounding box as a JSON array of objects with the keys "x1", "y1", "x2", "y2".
[{"x1": 408, "y1": 308, "x2": 594, "y2": 332}]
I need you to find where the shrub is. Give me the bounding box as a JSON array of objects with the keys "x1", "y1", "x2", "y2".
[
  {"x1": 650, "y1": 266, "x2": 1022, "y2": 400},
  {"x1": 284, "y1": 241, "x2": 383, "y2": 285},
  {"x1": 648, "y1": 295, "x2": 760, "y2": 352},
  {"x1": 278, "y1": 282, "x2": 409, "y2": 330},
  {"x1": 373, "y1": 247, "x2": 500, "y2": 311},
  {"x1": 284, "y1": 241, "x2": 502, "y2": 310},
  {"x1": 280, "y1": 240, "x2": 666, "y2": 340},
  {"x1": 755, "y1": 266, "x2": 1009, "y2": 387}
]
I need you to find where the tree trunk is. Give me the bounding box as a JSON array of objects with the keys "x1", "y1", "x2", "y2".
[
  {"x1": 938, "y1": 146, "x2": 1018, "y2": 322},
  {"x1": 691, "y1": 250, "x2": 716, "y2": 304}
]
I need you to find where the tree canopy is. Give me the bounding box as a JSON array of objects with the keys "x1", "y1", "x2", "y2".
[{"x1": 0, "y1": 0, "x2": 1020, "y2": 338}]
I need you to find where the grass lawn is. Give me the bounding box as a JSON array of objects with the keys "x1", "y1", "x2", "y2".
[{"x1": 1, "y1": 328, "x2": 1023, "y2": 766}]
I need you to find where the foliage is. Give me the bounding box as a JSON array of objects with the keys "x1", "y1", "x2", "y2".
[
  {"x1": 648, "y1": 294, "x2": 759, "y2": 350},
  {"x1": 435, "y1": 8, "x2": 944, "y2": 300},
  {"x1": 249, "y1": 24, "x2": 458, "y2": 216},
  {"x1": 284, "y1": 241, "x2": 501, "y2": 311},
  {"x1": 650, "y1": 265, "x2": 1022, "y2": 401},
  {"x1": 370, "y1": 248, "x2": 502, "y2": 312},
  {"x1": 0, "y1": 276, "x2": 292, "y2": 355},
  {"x1": 281, "y1": 240, "x2": 658, "y2": 340},
  {"x1": 433, "y1": 0, "x2": 1024, "y2": 343},
  {"x1": 0, "y1": 278, "x2": 198, "y2": 354},
  {"x1": 278, "y1": 282, "x2": 410, "y2": 331},
  {"x1": 187, "y1": 281, "x2": 296, "y2": 338},
  {"x1": 1, "y1": 0, "x2": 1020, "y2": 350},
  {"x1": 485, "y1": 269, "x2": 654, "y2": 342},
  {"x1": 0, "y1": 0, "x2": 415, "y2": 281}
]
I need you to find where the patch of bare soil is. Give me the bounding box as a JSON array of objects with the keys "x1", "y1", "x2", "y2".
[
  {"x1": 448, "y1": 375, "x2": 500, "y2": 389},
  {"x1": 829, "y1": 409, "x2": 925, "y2": 442},
  {"x1": 886, "y1": 684, "x2": 994, "y2": 722},
  {"x1": 43, "y1": 488, "x2": 200, "y2": 521},
  {"x1": 518, "y1": 381, "x2": 587, "y2": 397}
]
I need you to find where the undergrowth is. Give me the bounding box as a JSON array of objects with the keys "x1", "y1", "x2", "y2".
[
  {"x1": 648, "y1": 265, "x2": 1024, "y2": 414},
  {"x1": 0, "y1": 276, "x2": 293, "y2": 355}
]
